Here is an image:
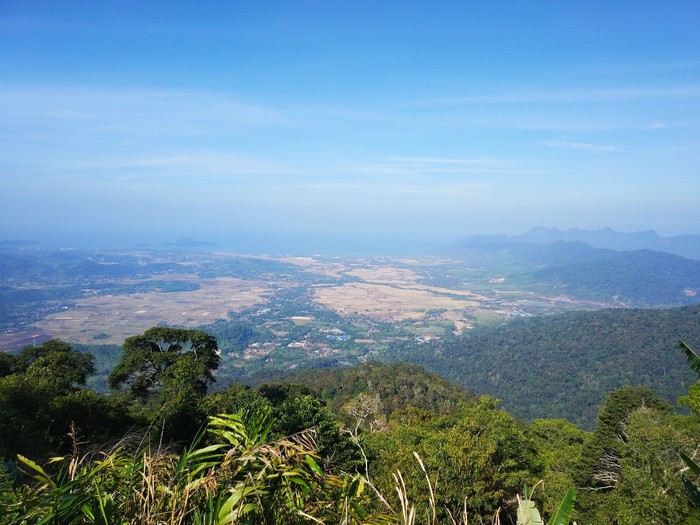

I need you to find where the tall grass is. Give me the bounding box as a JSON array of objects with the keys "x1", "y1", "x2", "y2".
[{"x1": 0, "y1": 412, "x2": 574, "y2": 524}]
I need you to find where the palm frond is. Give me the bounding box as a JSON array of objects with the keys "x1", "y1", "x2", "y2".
[{"x1": 679, "y1": 340, "x2": 700, "y2": 375}]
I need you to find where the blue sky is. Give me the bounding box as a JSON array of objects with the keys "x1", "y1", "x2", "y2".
[{"x1": 1, "y1": 1, "x2": 700, "y2": 248}]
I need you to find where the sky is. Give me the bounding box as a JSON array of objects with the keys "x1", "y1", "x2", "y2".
[{"x1": 1, "y1": 1, "x2": 700, "y2": 250}]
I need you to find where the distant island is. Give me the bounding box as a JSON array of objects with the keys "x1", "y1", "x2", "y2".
[
  {"x1": 161, "y1": 238, "x2": 217, "y2": 248},
  {"x1": 0, "y1": 240, "x2": 41, "y2": 247}
]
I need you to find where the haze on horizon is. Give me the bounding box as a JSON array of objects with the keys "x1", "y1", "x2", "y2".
[{"x1": 2, "y1": 2, "x2": 700, "y2": 249}]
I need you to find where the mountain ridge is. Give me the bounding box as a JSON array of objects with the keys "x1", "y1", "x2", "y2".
[{"x1": 455, "y1": 226, "x2": 700, "y2": 259}]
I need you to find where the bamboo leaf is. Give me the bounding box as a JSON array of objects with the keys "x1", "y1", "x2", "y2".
[
  {"x1": 304, "y1": 454, "x2": 322, "y2": 475},
  {"x1": 189, "y1": 443, "x2": 227, "y2": 457},
  {"x1": 217, "y1": 485, "x2": 259, "y2": 522},
  {"x1": 81, "y1": 503, "x2": 95, "y2": 520}
]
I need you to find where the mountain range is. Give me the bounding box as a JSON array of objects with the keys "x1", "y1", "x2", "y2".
[
  {"x1": 446, "y1": 227, "x2": 700, "y2": 307},
  {"x1": 455, "y1": 226, "x2": 700, "y2": 259}
]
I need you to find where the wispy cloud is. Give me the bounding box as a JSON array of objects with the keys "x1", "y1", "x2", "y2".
[
  {"x1": 539, "y1": 140, "x2": 615, "y2": 153},
  {"x1": 355, "y1": 156, "x2": 533, "y2": 177},
  {"x1": 67, "y1": 153, "x2": 301, "y2": 179},
  {"x1": 415, "y1": 85, "x2": 700, "y2": 107},
  {"x1": 383, "y1": 156, "x2": 507, "y2": 166},
  {"x1": 0, "y1": 86, "x2": 290, "y2": 131},
  {"x1": 582, "y1": 60, "x2": 700, "y2": 76}
]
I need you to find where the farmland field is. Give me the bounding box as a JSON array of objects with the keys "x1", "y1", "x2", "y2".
[
  {"x1": 0, "y1": 247, "x2": 610, "y2": 367},
  {"x1": 32, "y1": 275, "x2": 277, "y2": 345}
]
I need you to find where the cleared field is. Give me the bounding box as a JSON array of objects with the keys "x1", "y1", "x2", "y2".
[
  {"x1": 313, "y1": 282, "x2": 481, "y2": 321},
  {"x1": 290, "y1": 316, "x2": 314, "y2": 325},
  {"x1": 31, "y1": 277, "x2": 276, "y2": 345},
  {"x1": 343, "y1": 266, "x2": 421, "y2": 285},
  {"x1": 0, "y1": 255, "x2": 537, "y2": 352},
  {"x1": 277, "y1": 256, "x2": 348, "y2": 278},
  {"x1": 307, "y1": 261, "x2": 491, "y2": 323}
]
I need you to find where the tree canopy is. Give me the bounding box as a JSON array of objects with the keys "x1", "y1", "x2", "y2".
[{"x1": 108, "y1": 326, "x2": 220, "y2": 400}]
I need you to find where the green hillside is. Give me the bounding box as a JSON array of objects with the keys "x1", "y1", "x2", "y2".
[
  {"x1": 385, "y1": 305, "x2": 700, "y2": 427},
  {"x1": 527, "y1": 249, "x2": 700, "y2": 306},
  {"x1": 286, "y1": 361, "x2": 476, "y2": 417}
]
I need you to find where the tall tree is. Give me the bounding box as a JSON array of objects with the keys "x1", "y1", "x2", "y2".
[
  {"x1": 17, "y1": 338, "x2": 95, "y2": 390},
  {"x1": 108, "y1": 327, "x2": 220, "y2": 401},
  {"x1": 575, "y1": 385, "x2": 669, "y2": 522},
  {"x1": 609, "y1": 407, "x2": 696, "y2": 524},
  {"x1": 0, "y1": 339, "x2": 133, "y2": 459}
]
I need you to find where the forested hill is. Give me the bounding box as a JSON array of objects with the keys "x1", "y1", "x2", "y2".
[
  {"x1": 286, "y1": 361, "x2": 476, "y2": 417},
  {"x1": 385, "y1": 305, "x2": 700, "y2": 428},
  {"x1": 526, "y1": 249, "x2": 700, "y2": 306},
  {"x1": 446, "y1": 241, "x2": 700, "y2": 307}
]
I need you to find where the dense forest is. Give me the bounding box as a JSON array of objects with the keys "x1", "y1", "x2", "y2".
[
  {"x1": 384, "y1": 305, "x2": 700, "y2": 427},
  {"x1": 1, "y1": 328, "x2": 699, "y2": 524}
]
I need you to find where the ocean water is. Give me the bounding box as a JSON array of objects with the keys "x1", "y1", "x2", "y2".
[
  {"x1": 7, "y1": 231, "x2": 452, "y2": 258},
  {"x1": 213, "y1": 233, "x2": 450, "y2": 257}
]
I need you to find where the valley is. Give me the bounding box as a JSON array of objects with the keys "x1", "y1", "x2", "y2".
[
  {"x1": 2, "y1": 238, "x2": 699, "y2": 427},
  {"x1": 0, "y1": 247, "x2": 607, "y2": 352}
]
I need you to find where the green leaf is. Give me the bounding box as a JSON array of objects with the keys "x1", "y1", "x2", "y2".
[
  {"x1": 17, "y1": 455, "x2": 55, "y2": 487},
  {"x1": 681, "y1": 474, "x2": 700, "y2": 507},
  {"x1": 81, "y1": 503, "x2": 96, "y2": 521},
  {"x1": 679, "y1": 340, "x2": 700, "y2": 375},
  {"x1": 547, "y1": 488, "x2": 576, "y2": 525},
  {"x1": 304, "y1": 454, "x2": 322, "y2": 475},
  {"x1": 217, "y1": 485, "x2": 259, "y2": 522},
  {"x1": 681, "y1": 451, "x2": 700, "y2": 476}
]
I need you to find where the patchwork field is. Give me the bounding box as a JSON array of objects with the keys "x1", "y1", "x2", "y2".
[
  {"x1": 313, "y1": 282, "x2": 481, "y2": 321},
  {"x1": 12, "y1": 276, "x2": 277, "y2": 346},
  {"x1": 0, "y1": 250, "x2": 582, "y2": 352}
]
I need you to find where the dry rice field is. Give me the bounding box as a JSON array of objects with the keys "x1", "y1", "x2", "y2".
[
  {"x1": 1, "y1": 256, "x2": 508, "y2": 350},
  {"x1": 30, "y1": 276, "x2": 276, "y2": 345}
]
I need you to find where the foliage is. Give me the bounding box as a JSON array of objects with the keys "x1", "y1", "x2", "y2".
[
  {"x1": 108, "y1": 326, "x2": 220, "y2": 401},
  {"x1": 3, "y1": 327, "x2": 700, "y2": 523},
  {"x1": 15, "y1": 339, "x2": 95, "y2": 390},
  {"x1": 396, "y1": 305, "x2": 700, "y2": 427},
  {"x1": 572, "y1": 382, "x2": 700, "y2": 523},
  {"x1": 679, "y1": 340, "x2": 700, "y2": 375},
  {"x1": 364, "y1": 397, "x2": 541, "y2": 523},
  {"x1": 681, "y1": 451, "x2": 700, "y2": 508},
  {"x1": 527, "y1": 249, "x2": 700, "y2": 307},
  {"x1": 526, "y1": 419, "x2": 587, "y2": 517},
  {"x1": 208, "y1": 382, "x2": 363, "y2": 475},
  {"x1": 0, "y1": 408, "x2": 375, "y2": 524},
  {"x1": 678, "y1": 340, "x2": 700, "y2": 511},
  {"x1": 678, "y1": 340, "x2": 700, "y2": 416},
  {"x1": 517, "y1": 485, "x2": 576, "y2": 525},
  {"x1": 575, "y1": 385, "x2": 668, "y2": 490},
  {"x1": 608, "y1": 407, "x2": 696, "y2": 524},
  {"x1": 288, "y1": 361, "x2": 476, "y2": 421},
  {"x1": 0, "y1": 339, "x2": 135, "y2": 460}
]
